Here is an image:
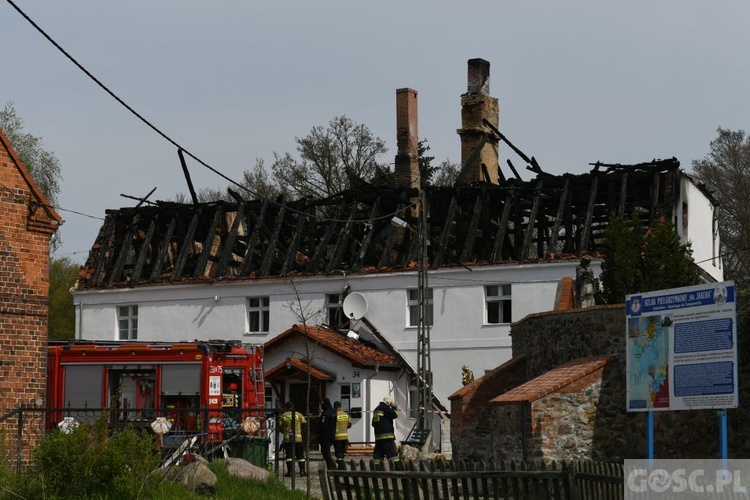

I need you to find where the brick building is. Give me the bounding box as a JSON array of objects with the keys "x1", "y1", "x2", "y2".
[{"x1": 0, "y1": 127, "x2": 61, "y2": 418}]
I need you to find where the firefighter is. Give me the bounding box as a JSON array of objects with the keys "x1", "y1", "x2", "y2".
[
  {"x1": 371, "y1": 395, "x2": 399, "y2": 467},
  {"x1": 333, "y1": 400, "x2": 351, "y2": 469},
  {"x1": 280, "y1": 401, "x2": 307, "y2": 476},
  {"x1": 318, "y1": 398, "x2": 336, "y2": 469}
]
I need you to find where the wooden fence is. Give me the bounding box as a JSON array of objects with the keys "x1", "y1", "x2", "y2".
[{"x1": 319, "y1": 459, "x2": 624, "y2": 500}]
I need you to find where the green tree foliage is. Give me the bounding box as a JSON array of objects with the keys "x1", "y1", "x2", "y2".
[
  {"x1": 270, "y1": 115, "x2": 387, "y2": 199},
  {"x1": 691, "y1": 127, "x2": 750, "y2": 288},
  {"x1": 0, "y1": 101, "x2": 63, "y2": 251},
  {"x1": 430, "y1": 159, "x2": 461, "y2": 187},
  {"x1": 49, "y1": 257, "x2": 79, "y2": 340},
  {"x1": 241, "y1": 158, "x2": 282, "y2": 200},
  {"x1": 599, "y1": 214, "x2": 701, "y2": 303},
  {"x1": 641, "y1": 219, "x2": 702, "y2": 292},
  {"x1": 418, "y1": 139, "x2": 460, "y2": 187},
  {"x1": 599, "y1": 213, "x2": 644, "y2": 304}
]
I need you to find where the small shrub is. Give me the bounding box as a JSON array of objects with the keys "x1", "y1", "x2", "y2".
[{"x1": 26, "y1": 414, "x2": 161, "y2": 499}]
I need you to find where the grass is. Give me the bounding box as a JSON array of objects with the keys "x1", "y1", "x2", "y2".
[
  {"x1": 0, "y1": 461, "x2": 316, "y2": 500},
  {"x1": 152, "y1": 460, "x2": 315, "y2": 500}
]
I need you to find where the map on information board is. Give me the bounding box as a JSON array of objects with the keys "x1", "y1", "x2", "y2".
[{"x1": 626, "y1": 282, "x2": 738, "y2": 412}]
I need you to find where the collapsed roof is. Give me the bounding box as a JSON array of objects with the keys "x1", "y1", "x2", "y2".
[{"x1": 76, "y1": 157, "x2": 686, "y2": 289}]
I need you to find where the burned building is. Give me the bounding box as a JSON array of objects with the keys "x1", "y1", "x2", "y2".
[{"x1": 71, "y1": 60, "x2": 721, "y2": 441}]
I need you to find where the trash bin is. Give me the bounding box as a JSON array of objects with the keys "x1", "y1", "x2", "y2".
[{"x1": 232, "y1": 436, "x2": 270, "y2": 468}]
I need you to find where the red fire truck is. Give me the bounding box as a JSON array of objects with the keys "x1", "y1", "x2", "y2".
[{"x1": 46, "y1": 340, "x2": 265, "y2": 442}]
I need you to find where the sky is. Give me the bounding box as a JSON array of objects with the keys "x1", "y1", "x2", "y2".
[{"x1": 3, "y1": 1, "x2": 750, "y2": 264}]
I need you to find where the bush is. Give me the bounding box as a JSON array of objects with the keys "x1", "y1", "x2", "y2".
[{"x1": 16, "y1": 414, "x2": 162, "y2": 499}]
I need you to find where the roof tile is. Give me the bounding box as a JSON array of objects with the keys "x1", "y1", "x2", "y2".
[
  {"x1": 264, "y1": 324, "x2": 399, "y2": 368},
  {"x1": 490, "y1": 355, "x2": 616, "y2": 404}
]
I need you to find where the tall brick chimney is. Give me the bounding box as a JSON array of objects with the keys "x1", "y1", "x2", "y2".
[
  {"x1": 457, "y1": 58, "x2": 499, "y2": 184},
  {"x1": 394, "y1": 88, "x2": 420, "y2": 189}
]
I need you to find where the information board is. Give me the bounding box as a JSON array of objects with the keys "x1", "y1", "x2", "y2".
[{"x1": 626, "y1": 281, "x2": 738, "y2": 412}]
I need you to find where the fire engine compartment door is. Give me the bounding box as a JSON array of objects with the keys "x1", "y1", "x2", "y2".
[
  {"x1": 63, "y1": 364, "x2": 104, "y2": 410},
  {"x1": 161, "y1": 364, "x2": 201, "y2": 395}
]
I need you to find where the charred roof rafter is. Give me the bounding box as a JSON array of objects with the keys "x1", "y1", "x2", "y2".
[{"x1": 76, "y1": 158, "x2": 685, "y2": 289}]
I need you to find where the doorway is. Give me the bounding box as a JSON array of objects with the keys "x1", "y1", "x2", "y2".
[{"x1": 289, "y1": 382, "x2": 322, "y2": 446}]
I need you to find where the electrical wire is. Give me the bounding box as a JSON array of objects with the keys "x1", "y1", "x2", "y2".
[{"x1": 5, "y1": 0, "x2": 413, "y2": 226}]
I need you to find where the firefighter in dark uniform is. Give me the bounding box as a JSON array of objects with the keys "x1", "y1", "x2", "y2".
[
  {"x1": 333, "y1": 400, "x2": 351, "y2": 469},
  {"x1": 371, "y1": 395, "x2": 400, "y2": 467},
  {"x1": 280, "y1": 401, "x2": 307, "y2": 476}
]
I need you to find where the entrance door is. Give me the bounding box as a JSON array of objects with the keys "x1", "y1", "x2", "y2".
[{"x1": 289, "y1": 382, "x2": 321, "y2": 446}]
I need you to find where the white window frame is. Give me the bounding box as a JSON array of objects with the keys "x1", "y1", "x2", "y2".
[
  {"x1": 407, "y1": 288, "x2": 433, "y2": 327},
  {"x1": 118, "y1": 305, "x2": 138, "y2": 340},
  {"x1": 246, "y1": 297, "x2": 270, "y2": 334},
  {"x1": 485, "y1": 284, "x2": 512, "y2": 324},
  {"x1": 326, "y1": 293, "x2": 350, "y2": 330}
]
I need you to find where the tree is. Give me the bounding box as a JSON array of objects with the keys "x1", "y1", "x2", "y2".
[
  {"x1": 270, "y1": 115, "x2": 387, "y2": 199},
  {"x1": 640, "y1": 218, "x2": 701, "y2": 291},
  {"x1": 49, "y1": 257, "x2": 79, "y2": 340},
  {"x1": 210, "y1": 121, "x2": 459, "y2": 202},
  {"x1": 599, "y1": 214, "x2": 701, "y2": 303},
  {"x1": 418, "y1": 139, "x2": 461, "y2": 187},
  {"x1": 691, "y1": 127, "x2": 750, "y2": 288},
  {"x1": 598, "y1": 213, "x2": 644, "y2": 304},
  {"x1": 240, "y1": 158, "x2": 282, "y2": 200},
  {"x1": 0, "y1": 101, "x2": 63, "y2": 251},
  {"x1": 0, "y1": 102, "x2": 62, "y2": 207},
  {"x1": 431, "y1": 159, "x2": 461, "y2": 187}
]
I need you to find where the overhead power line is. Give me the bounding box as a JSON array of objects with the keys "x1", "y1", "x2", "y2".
[{"x1": 7, "y1": 0, "x2": 412, "y2": 226}]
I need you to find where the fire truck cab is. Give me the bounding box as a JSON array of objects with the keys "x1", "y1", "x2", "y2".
[{"x1": 46, "y1": 340, "x2": 264, "y2": 442}]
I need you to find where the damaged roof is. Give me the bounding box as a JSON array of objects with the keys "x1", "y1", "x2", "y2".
[
  {"x1": 264, "y1": 324, "x2": 400, "y2": 369},
  {"x1": 76, "y1": 158, "x2": 686, "y2": 289}
]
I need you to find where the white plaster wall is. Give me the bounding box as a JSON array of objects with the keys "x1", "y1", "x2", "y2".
[
  {"x1": 680, "y1": 177, "x2": 723, "y2": 282},
  {"x1": 73, "y1": 260, "x2": 589, "y2": 408}
]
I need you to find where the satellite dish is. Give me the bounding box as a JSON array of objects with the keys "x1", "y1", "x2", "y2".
[{"x1": 343, "y1": 292, "x2": 368, "y2": 320}]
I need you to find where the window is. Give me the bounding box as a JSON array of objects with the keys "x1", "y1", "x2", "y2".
[
  {"x1": 247, "y1": 297, "x2": 270, "y2": 334},
  {"x1": 118, "y1": 305, "x2": 138, "y2": 340},
  {"x1": 326, "y1": 293, "x2": 350, "y2": 330},
  {"x1": 408, "y1": 385, "x2": 419, "y2": 419},
  {"x1": 486, "y1": 284, "x2": 512, "y2": 324},
  {"x1": 265, "y1": 384, "x2": 274, "y2": 411},
  {"x1": 340, "y1": 384, "x2": 351, "y2": 412},
  {"x1": 408, "y1": 288, "x2": 433, "y2": 327}
]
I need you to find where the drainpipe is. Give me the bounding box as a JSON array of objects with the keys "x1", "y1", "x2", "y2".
[{"x1": 364, "y1": 363, "x2": 380, "y2": 443}]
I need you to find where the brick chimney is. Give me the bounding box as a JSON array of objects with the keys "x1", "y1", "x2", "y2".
[
  {"x1": 457, "y1": 58, "x2": 499, "y2": 184},
  {"x1": 394, "y1": 88, "x2": 420, "y2": 189}
]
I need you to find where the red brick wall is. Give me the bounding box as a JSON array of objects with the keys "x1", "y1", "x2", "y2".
[
  {"x1": 0, "y1": 135, "x2": 57, "y2": 417},
  {"x1": 395, "y1": 88, "x2": 420, "y2": 189}
]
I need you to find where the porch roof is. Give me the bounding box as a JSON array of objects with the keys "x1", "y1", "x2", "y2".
[{"x1": 265, "y1": 356, "x2": 337, "y2": 382}]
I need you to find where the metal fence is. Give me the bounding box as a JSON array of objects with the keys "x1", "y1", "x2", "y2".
[{"x1": 0, "y1": 405, "x2": 281, "y2": 473}]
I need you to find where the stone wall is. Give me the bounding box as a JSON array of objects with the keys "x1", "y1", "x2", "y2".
[
  {"x1": 449, "y1": 356, "x2": 527, "y2": 461},
  {"x1": 510, "y1": 305, "x2": 721, "y2": 460},
  {"x1": 511, "y1": 305, "x2": 625, "y2": 379},
  {"x1": 451, "y1": 305, "x2": 732, "y2": 462}
]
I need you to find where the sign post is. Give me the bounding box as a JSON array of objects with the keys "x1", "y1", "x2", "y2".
[{"x1": 626, "y1": 282, "x2": 738, "y2": 457}]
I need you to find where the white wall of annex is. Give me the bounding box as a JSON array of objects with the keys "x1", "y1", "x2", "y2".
[{"x1": 680, "y1": 177, "x2": 723, "y2": 282}]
